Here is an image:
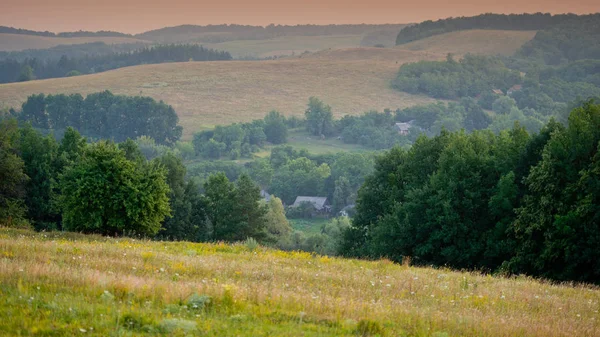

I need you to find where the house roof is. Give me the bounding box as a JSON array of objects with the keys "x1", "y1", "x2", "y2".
[
  {"x1": 492, "y1": 89, "x2": 503, "y2": 95},
  {"x1": 395, "y1": 122, "x2": 411, "y2": 132},
  {"x1": 292, "y1": 196, "x2": 328, "y2": 210},
  {"x1": 508, "y1": 84, "x2": 522, "y2": 92}
]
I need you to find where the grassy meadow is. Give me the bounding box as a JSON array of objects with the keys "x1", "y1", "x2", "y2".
[
  {"x1": 0, "y1": 49, "x2": 441, "y2": 139},
  {"x1": 1, "y1": 227, "x2": 599, "y2": 336},
  {"x1": 395, "y1": 30, "x2": 537, "y2": 56},
  {"x1": 0, "y1": 33, "x2": 150, "y2": 52}
]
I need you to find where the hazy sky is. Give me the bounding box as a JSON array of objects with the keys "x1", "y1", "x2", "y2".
[{"x1": 1, "y1": 0, "x2": 599, "y2": 34}]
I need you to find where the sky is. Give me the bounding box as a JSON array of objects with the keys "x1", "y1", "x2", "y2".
[{"x1": 1, "y1": 0, "x2": 599, "y2": 34}]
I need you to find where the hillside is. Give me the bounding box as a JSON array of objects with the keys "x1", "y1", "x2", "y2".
[
  {"x1": 0, "y1": 33, "x2": 150, "y2": 52},
  {"x1": 395, "y1": 29, "x2": 537, "y2": 56},
  {"x1": 203, "y1": 34, "x2": 364, "y2": 59},
  {"x1": 0, "y1": 49, "x2": 440, "y2": 139},
  {"x1": 1, "y1": 227, "x2": 599, "y2": 336}
]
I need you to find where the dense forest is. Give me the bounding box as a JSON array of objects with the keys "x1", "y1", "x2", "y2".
[
  {"x1": 0, "y1": 44, "x2": 232, "y2": 83},
  {"x1": 16, "y1": 91, "x2": 182, "y2": 144},
  {"x1": 341, "y1": 102, "x2": 600, "y2": 284},
  {"x1": 394, "y1": 13, "x2": 597, "y2": 44}
]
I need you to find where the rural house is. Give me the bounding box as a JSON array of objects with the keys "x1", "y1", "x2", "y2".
[
  {"x1": 395, "y1": 122, "x2": 412, "y2": 135},
  {"x1": 291, "y1": 196, "x2": 331, "y2": 213},
  {"x1": 507, "y1": 84, "x2": 522, "y2": 96}
]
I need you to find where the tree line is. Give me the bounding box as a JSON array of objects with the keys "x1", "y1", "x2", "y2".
[
  {"x1": 0, "y1": 121, "x2": 292, "y2": 245},
  {"x1": 340, "y1": 102, "x2": 600, "y2": 284},
  {"x1": 0, "y1": 25, "x2": 131, "y2": 37},
  {"x1": 16, "y1": 91, "x2": 182, "y2": 145},
  {"x1": 0, "y1": 44, "x2": 232, "y2": 83},
  {"x1": 395, "y1": 13, "x2": 597, "y2": 45}
]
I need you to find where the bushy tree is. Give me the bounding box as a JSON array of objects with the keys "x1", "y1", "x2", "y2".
[
  {"x1": 60, "y1": 141, "x2": 171, "y2": 236},
  {"x1": 305, "y1": 97, "x2": 334, "y2": 137},
  {"x1": 264, "y1": 110, "x2": 288, "y2": 144},
  {"x1": 0, "y1": 119, "x2": 28, "y2": 227}
]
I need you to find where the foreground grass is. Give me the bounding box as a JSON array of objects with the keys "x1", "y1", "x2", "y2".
[{"x1": 1, "y1": 227, "x2": 599, "y2": 336}]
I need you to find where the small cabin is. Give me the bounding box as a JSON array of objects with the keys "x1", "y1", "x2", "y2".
[
  {"x1": 395, "y1": 122, "x2": 412, "y2": 135},
  {"x1": 291, "y1": 196, "x2": 331, "y2": 213},
  {"x1": 507, "y1": 85, "x2": 522, "y2": 96}
]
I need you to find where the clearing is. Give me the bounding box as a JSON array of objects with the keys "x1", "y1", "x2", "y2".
[
  {"x1": 0, "y1": 227, "x2": 598, "y2": 336},
  {"x1": 0, "y1": 33, "x2": 150, "y2": 52}
]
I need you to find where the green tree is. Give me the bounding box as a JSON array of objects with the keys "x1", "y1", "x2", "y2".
[
  {"x1": 332, "y1": 176, "x2": 353, "y2": 213},
  {"x1": 18, "y1": 125, "x2": 61, "y2": 230},
  {"x1": 60, "y1": 141, "x2": 170, "y2": 236},
  {"x1": 203, "y1": 172, "x2": 237, "y2": 241},
  {"x1": 0, "y1": 119, "x2": 28, "y2": 227},
  {"x1": 233, "y1": 174, "x2": 268, "y2": 241},
  {"x1": 17, "y1": 65, "x2": 34, "y2": 82},
  {"x1": 305, "y1": 97, "x2": 334, "y2": 137},
  {"x1": 264, "y1": 195, "x2": 292, "y2": 244},
  {"x1": 264, "y1": 110, "x2": 288, "y2": 144}
]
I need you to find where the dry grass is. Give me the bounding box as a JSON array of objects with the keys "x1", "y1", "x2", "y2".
[
  {"x1": 203, "y1": 34, "x2": 364, "y2": 58},
  {"x1": 0, "y1": 33, "x2": 150, "y2": 52},
  {"x1": 1, "y1": 227, "x2": 599, "y2": 336},
  {"x1": 396, "y1": 30, "x2": 538, "y2": 56},
  {"x1": 0, "y1": 49, "x2": 440, "y2": 139}
]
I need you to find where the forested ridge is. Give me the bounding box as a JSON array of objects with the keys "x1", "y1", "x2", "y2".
[
  {"x1": 0, "y1": 44, "x2": 232, "y2": 84},
  {"x1": 0, "y1": 26, "x2": 132, "y2": 38},
  {"x1": 395, "y1": 13, "x2": 598, "y2": 45}
]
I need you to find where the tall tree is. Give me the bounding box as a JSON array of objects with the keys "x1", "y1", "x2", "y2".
[
  {"x1": 60, "y1": 141, "x2": 170, "y2": 236},
  {"x1": 305, "y1": 97, "x2": 334, "y2": 137},
  {"x1": 263, "y1": 110, "x2": 288, "y2": 144},
  {"x1": 0, "y1": 119, "x2": 28, "y2": 227}
]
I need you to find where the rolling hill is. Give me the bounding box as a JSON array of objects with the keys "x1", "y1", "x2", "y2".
[
  {"x1": 395, "y1": 29, "x2": 538, "y2": 56},
  {"x1": 0, "y1": 33, "x2": 150, "y2": 52},
  {"x1": 0, "y1": 48, "x2": 441, "y2": 139},
  {"x1": 1, "y1": 227, "x2": 598, "y2": 336}
]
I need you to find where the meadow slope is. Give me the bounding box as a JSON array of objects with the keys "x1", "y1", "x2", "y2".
[
  {"x1": 0, "y1": 49, "x2": 440, "y2": 138},
  {"x1": 395, "y1": 29, "x2": 538, "y2": 56},
  {"x1": 0, "y1": 33, "x2": 150, "y2": 52},
  {"x1": 0, "y1": 228, "x2": 599, "y2": 336}
]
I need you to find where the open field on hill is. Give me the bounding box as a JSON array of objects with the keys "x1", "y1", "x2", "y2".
[
  {"x1": 0, "y1": 49, "x2": 440, "y2": 139},
  {"x1": 0, "y1": 33, "x2": 150, "y2": 51},
  {"x1": 1, "y1": 227, "x2": 599, "y2": 336},
  {"x1": 395, "y1": 29, "x2": 538, "y2": 56},
  {"x1": 203, "y1": 35, "x2": 364, "y2": 58}
]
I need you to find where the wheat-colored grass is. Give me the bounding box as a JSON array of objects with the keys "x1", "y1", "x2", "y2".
[
  {"x1": 203, "y1": 34, "x2": 364, "y2": 58},
  {"x1": 1, "y1": 227, "x2": 599, "y2": 336},
  {"x1": 0, "y1": 33, "x2": 150, "y2": 52},
  {"x1": 0, "y1": 49, "x2": 440, "y2": 139},
  {"x1": 396, "y1": 30, "x2": 538, "y2": 56}
]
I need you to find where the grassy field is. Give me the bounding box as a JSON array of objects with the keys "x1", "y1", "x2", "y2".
[
  {"x1": 203, "y1": 35, "x2": 364, "y2": 59},
  {"x1": 1, "y1": 227, "x2": 599, "y2": 336},
  {"x1": 395, "y1": 29, "x2": 538, "y2": 56},
  {"x1": 0, "y1": 33, "x2": 150, "y2": 52},
  {"x1": 289, "y1": 218, "x2": 331, "y2": 235},
  {"x1": 0, "y1": 49, "x2": 440, "y2": 139}
]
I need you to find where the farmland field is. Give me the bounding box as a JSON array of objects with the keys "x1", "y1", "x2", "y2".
[
  {"x1": 395, "y1": 29, "x2": 538, "y2": 56},
  {"x1": 0, "y1": 48, "x2": 440, "y2": 139},
  {"x1": 0, "y1": 227, "x2": 598, "y2": 336}
]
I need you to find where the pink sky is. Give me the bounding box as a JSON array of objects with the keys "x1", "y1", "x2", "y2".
[{"x1": 1, "y1": 0, "x2": 599, "y2": 34}]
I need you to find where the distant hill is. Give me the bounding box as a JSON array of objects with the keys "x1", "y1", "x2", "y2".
[
  {"x1": 395, "y1": 13, "x2": 597, "y2": 45},
  {"x1": 0, "y1": 26, "x2": 132, "y2": 38},
  {"x1": 136, "y1": 24, "x2": 409, "y2": 44},
  {"x1": 0, "y1": 33, "x2": 149, "y2": 52}
]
